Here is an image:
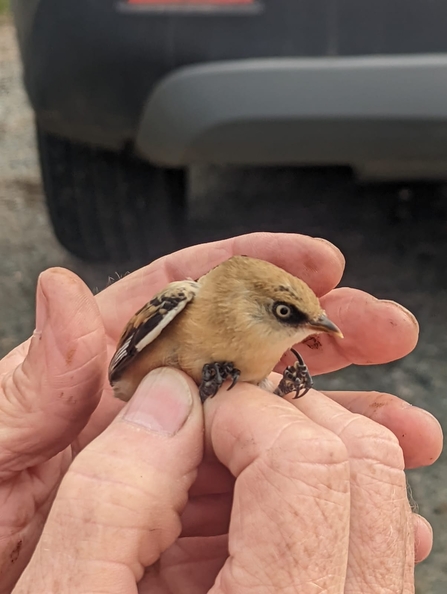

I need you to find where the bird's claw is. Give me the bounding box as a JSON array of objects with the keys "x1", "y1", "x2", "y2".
[
  {"x1": 200, "y1": 361, "x2": 241, "y2": 403},
  {"x1": 274, "y1": 348, "x2": 313, "y2": 399}
]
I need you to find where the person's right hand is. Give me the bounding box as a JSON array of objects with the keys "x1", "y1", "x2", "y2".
[
  {"x1": 0, "y1": 232, "x2": 442, "y2": 593},
  {"x1": 13, "y1": 367, "x2": 440, "y2": 593}
]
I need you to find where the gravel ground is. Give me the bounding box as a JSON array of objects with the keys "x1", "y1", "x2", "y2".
[{"x1": 1, "y1": 14, "x2": 447, "y2": 591}]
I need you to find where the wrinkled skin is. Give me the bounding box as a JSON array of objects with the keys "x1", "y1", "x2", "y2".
[{"x1": 0, "y1": 233, "x2": 441, "y2": 594}]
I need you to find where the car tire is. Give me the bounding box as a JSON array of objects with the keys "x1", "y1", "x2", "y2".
[{"x1": 36, "y1": 126, "x2": 188, "y2": 262}]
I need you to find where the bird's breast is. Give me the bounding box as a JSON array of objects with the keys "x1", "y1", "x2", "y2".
[
  {"x1": 176, "y1": 336, "x2": 286, "y2": 386},
  {"x1": 159, "y1": 305, "x2": 293, "y2": 386}
]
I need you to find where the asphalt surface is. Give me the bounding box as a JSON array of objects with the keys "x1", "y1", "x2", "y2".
[{"x1": 1, "y1": 15, "x2": 447, "y2": 591}]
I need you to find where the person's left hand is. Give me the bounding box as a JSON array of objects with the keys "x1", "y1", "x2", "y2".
[{"x1": 0, "y1": 232, "x2": 441, "y2": 593}]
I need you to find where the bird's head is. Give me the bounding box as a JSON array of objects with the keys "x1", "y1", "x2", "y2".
[
  {"x1": 257, "y1": 280, "x2": 343, "y2": 343},
  {"x1": 206, "y1": 256, "x2": 343, "y2": 345}
]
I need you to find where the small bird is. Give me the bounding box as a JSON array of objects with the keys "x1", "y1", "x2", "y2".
[{"x1": 109, "y1": 256, "x2": 343, "y2": 403}]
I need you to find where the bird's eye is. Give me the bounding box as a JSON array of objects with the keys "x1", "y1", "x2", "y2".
[{"x1": 273, "y1": 303, "x2": 293, "y2": 320}]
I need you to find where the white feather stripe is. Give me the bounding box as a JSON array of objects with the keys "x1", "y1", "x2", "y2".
[
  {"x1": 134, "y1": 298, "x2": 190, "y2": 352},
  {"x1": 111, "y1": 338, "x2": 132, "y2": 366}
]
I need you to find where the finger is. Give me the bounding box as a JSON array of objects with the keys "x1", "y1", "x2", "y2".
[
  {"x1": 403, "y1": 509, "x2": 416, "y2": 594},
  {"x1": 203, "y1": 383, "x2": 350, "y2": 594},
  {"x1": 290, "y1": 389, "x2": 412, "y2": 594},
  {"x1": 414, "y1": 515, "x2": 433, "y2": 564},
  {"x1": 139, "y1": 534, "x2": 229, "y2": 594},
  {"x1": 96, "y1": 232, "x2": 345, "y2": 342},
  {"x1": 181, "y1": 491, "x2": 233, "y2": 537},
  {"x1": 278, "y1": 288, "x2": 419, "y2": 374},
  {"x1": 14, "y1": 368, "x2": 204, "y2": 594},
  {"x1": 0, "y1": 268, "x2": 106, "y2": 479},
  {"x1": 180, "y1": 460, "x2": 235, "y2": 537},
  {"x1": 322, "y1": 391, "x2": 443, "y2": 469}
]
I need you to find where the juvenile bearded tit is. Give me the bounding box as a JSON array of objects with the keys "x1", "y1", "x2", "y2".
[{"x1": 109, "y1": 255, "x2": 343, "y2": 403}]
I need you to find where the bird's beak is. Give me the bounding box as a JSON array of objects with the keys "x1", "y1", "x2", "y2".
[{"x1": 307, "y1": 314, "x2": 344, "y2": 338}]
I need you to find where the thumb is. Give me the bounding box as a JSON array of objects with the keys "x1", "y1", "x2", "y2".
[
  {"x1": 14, "y1": 368, "x2": 204, "y2": 594},
  {"x1": 0, "y1": 268, "x2": 106, "y2": 479}
]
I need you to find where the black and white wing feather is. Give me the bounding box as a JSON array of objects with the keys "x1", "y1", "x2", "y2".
[{"x1": 108, "y1": 280, "x2": 199, "y2": 383}]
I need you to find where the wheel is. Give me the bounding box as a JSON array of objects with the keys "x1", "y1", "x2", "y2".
[{"x1": 36, "y1": 126, "x2": 188, "y2": 262}]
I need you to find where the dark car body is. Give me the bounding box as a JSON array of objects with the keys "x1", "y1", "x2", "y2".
[{"x1": 11, "y1": 0, "x2": 447, "y2": 261}]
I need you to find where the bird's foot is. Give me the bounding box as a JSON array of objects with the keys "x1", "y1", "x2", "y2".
[
  {"x1": 200, "y1": 361, "x2": 241, "y2": 403},
  {"x1": 274, "y1": 349, "x2": 313, "y2": 399}
]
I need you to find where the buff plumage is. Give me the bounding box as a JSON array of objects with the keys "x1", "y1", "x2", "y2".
[{"x1": 109, "y1": 256, "x2": 343, "y2": 402}]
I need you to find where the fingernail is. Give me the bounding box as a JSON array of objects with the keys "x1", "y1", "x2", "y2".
[
  {"x1": 416, "y1": 514, "x2": 433, "y2": 537},
  {"x1": 413, "y1": 406, "x2": 443, "y2": 433},
  {"x1": 313, "y1": 237, "x2": 345, "y2": 264},
  {"x1": 380, "y1": 299, "x2": 419, "y2": 328},
  {"x1": 414, "y1": 515, "x2": 433, "y2": 564},
  {"x1": 34, "y1": 276, "x2": 49, "y2": 334},
  {"x1": 399, "y1": 402, "x2": 443, "y2": 435},
  {"x1": 123, "y1": 368, "x2": 192, "y2": 436}
]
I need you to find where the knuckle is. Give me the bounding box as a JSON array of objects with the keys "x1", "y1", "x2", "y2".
[
  {"x1": 267, "y1": 419, "x2": 349, "y2": 471},
  {"x1": 339, "y1": 413, "x2": 404, "y2": 469}
]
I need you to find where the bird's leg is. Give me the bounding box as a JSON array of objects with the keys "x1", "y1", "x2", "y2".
[
  {"x1": 200, "y1": 362, "x2": 241, "y2": 403},
  {"x1": 274, "y1": 349, "x2": 313, "y2": 399}
]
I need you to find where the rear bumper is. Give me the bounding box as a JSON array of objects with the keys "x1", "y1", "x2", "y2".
[{"x1": 136, "y1": 54, "x2": 447, "y2": 180}]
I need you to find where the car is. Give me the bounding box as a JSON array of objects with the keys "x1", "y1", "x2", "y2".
[{"x1": 11, "y1": 0, "x2": 447, "y2": 261}]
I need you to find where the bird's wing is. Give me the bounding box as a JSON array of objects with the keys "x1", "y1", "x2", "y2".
[{"x1": 108, "y1": 280, "x2": 199, "y2": 383}]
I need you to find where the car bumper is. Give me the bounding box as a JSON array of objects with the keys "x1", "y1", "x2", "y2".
[{"x1": 136, "y1": 54, "x2": 447, "y2": 180}]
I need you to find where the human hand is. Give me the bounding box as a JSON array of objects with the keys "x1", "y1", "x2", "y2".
[
  {"x1": 0, "y1": 232, "x2": 441, "y2": 592},
  {"x1": 13, "y1": 367, "x2": 440, "y2": 593}
]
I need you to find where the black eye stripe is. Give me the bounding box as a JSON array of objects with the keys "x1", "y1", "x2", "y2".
[{"x1": 272, "y1": 301, "x2": 308, "y2": 326}]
